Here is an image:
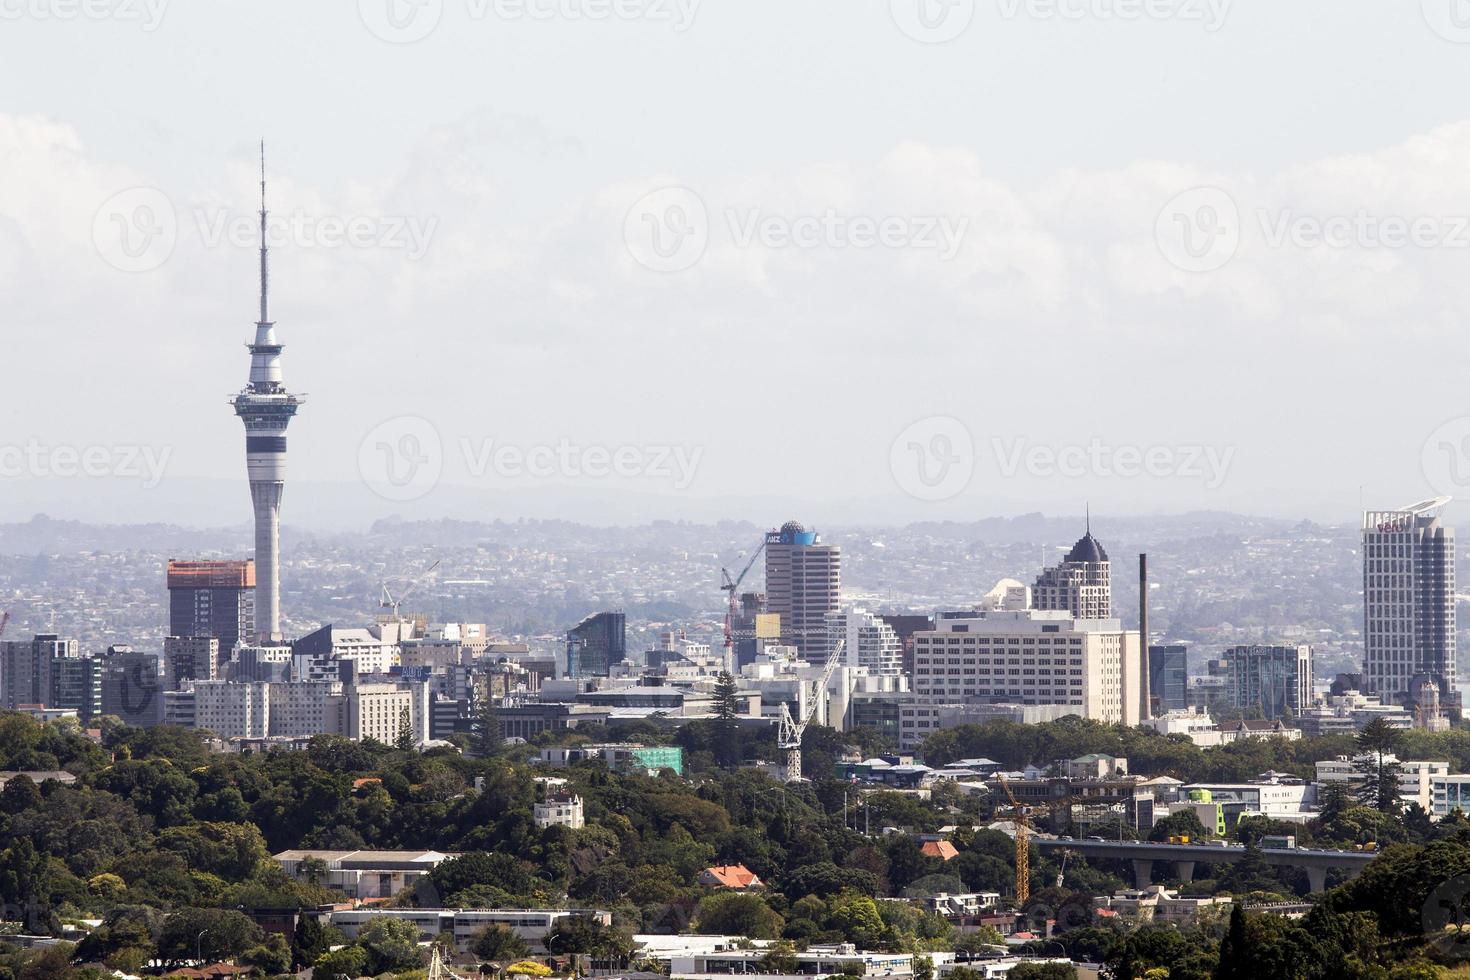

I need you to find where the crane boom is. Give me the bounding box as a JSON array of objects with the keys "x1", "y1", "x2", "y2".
[
  {"x1": 381, "y1": 559, "x2": 441, "y2": 626},
  {"x1": 996, "y1": 773, "x2": 1030, "y2": 905},
  {"x1": 777, "y1": 638, "x2": 846, "y2": 782},
  {"x1": 720, "y1": 538, "x2": 767, "y2": 672}
]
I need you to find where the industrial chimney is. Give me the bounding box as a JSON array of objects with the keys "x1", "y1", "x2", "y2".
[{"x1": 1139, "y1": 553, "x2": 1151, "y2": 722}]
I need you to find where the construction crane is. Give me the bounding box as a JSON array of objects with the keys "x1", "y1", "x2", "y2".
[
  {"x1": 995, "y1": 774, "x2": 1031, "y2": 905},
  {"x1": 380, "y1": 559, "x2": 441, "y2": 627},
  {"x1": 777, "y1": 638, "x2": 846, "y2": 782},
  {"x1": 720, "y1": 538, "x2": 766, "y2": 673},
  {"x1": 0, "y1": 611, "x2": 9, "y2": 645}
]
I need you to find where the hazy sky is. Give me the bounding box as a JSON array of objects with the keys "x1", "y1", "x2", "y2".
[{"x1": 6, "y1": 1, "x2": 1470, "y2": 529}]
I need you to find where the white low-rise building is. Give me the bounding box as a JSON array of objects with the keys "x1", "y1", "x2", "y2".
[
  {"x1": 534, "y1": 793, "x2": 586, "y2": 830},
  {"x1": 274, "y1": 848, "x2": 458, "y2": 900},
  {"x1": 331, "y1": 908, "x2": 610, "y2": 953}
]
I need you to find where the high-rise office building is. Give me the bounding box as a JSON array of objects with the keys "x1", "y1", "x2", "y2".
[
  {"x1": 167, "y1": 561, "x2": 255, "y2": 654},
  {"x1": 1, "y1": 634, "x2": 77, "y2": 710},
  {"x1": 49, "y1": 649, "x2": 102, "y2": 721},
  {"x1": 908, "y1": 609, "x2": 1142, "y2": 732},
  {"x1": 1221, "y1": 644, "x2": 1313, "y2": 721},
  {"x1": 826, "y1": 607, "x2": 903, "y2": 676},
  {"x1": 1363, "y1": 498, "x2": 1458, "y2": 716},
  {"x1": 764, "y1": 521, "x2": 841, "y2": 663},
  {"x1": 165, "y1": 635, "x2": 221, "y2": 687},
  {"x1": 231, "y1": 147, "x2": 304, "y2": 644},
  {"x1": 1148, "y1": 644, "x2": 1189, "y2": 714},
  {"x1": 1033, "y1": 522, "x2": 1112, "y2": 619},
  {"x1": 566, "y1": 612, "x2": 627, "y2": 678}
]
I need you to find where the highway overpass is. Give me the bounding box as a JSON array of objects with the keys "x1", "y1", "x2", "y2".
[{"x1": 1031, "y1": 837, "x2": 1377, "y2": 893}]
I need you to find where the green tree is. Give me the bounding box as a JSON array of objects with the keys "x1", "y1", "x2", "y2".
[
  {"x1": 156, "y1": 908, "x2": 262, "y2": 967},
  {"x1": 696, "y1": 892, "x2": 785, "y2": 939},
  {"x1": 713, "y1": 671, "x2": 741, "y2": 767},
  {"x1": 315, "y1": 943, "x2": 368, "y2": 978},
  {"x1": 476, "y1": 692, "x2": 504, "y2": 756},
  {"x1": 358, "y1": 916, "x2": 428, "y2": 974},
  {"x1": 470, "y1": 923, "x2": 532, "y2": 962},
  {"x1": 396, "y1": 704, "x2": 416, "y2": 752},
  {"x1": 1354, "y1": 718, "x2": 1404, "y2": 815},
  {"x1": 291, "y1": 912, "x2": 340, "y2": 969}
]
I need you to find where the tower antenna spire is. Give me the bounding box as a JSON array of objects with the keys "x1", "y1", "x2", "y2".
[
  {"x1": 258, "y1": 139, "x2": 269, "y2": 326},
  {"x1": 1086, "y1": 502, "x2": 1091, "y2": 535}
]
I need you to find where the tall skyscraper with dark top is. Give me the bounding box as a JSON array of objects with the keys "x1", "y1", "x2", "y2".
[
  {"x1": 1363, "y1": 498, "x2": 1458, "y2": 717},
  {"x1": 167, "y1": 560, "x2": 255, "y2": 653},
  {"x1": 764, "y1": 521, "x2": 842, "y2": 663},
  {"x1": 231, "y1": 145, "x2": 304, "y2": 644},
  {"x1": 1033, "y1": 520, "x2": 1112, "y2": 619}
]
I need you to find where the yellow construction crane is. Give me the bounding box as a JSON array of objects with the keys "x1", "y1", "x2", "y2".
[{"x1": 995, "y1": 774, "x2": 1030, "y2": 905}]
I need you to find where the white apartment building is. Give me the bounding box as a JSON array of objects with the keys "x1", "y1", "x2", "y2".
[
  {"x1": 827, "y1": 607, "x2": 903, "y2": 676},
  {"x1": 1180, "y1": 781, "x2": 1313, "y2": 818},
  {"x1": 908, "y1": 610, "x2": 1141, "y2": 744},
  {"x1": 329, "y1": 908, "x2": 609, "y2": 953},
  {"x1": 274, "y1": 849, "x2": 457, "y2": 900},
  {"x1": 534, "y1": 793, "x2": 586, "y2": 830},
  {"x1": 194, "y1": 680, "x2": 270, "y2": 739},
  {"x1": 268, "y1": 680, "x2": 344, "y2": 737},
  {"x1": 345, "y1": 682, "x2": 418, "y2": 744},
  {"x1": 1316, "y1": 754, "x2": 1450, "y2": 810}
]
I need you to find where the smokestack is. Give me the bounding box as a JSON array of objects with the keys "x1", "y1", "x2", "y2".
[{"x1": 1139, "y1": 553, "x2": 1151, "y2": 722}]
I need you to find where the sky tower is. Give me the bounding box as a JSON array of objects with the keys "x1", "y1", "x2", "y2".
[{"x1": 231, "y1": 143, "x2": 303, "y2": 644}]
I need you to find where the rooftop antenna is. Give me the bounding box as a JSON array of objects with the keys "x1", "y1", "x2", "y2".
[
  {"x1": 258, "y1": 139, "x2": 269, "y2": 326},
  {"x1": 1086, "y1": 503, "x2": 1091, "y2": 535}
]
